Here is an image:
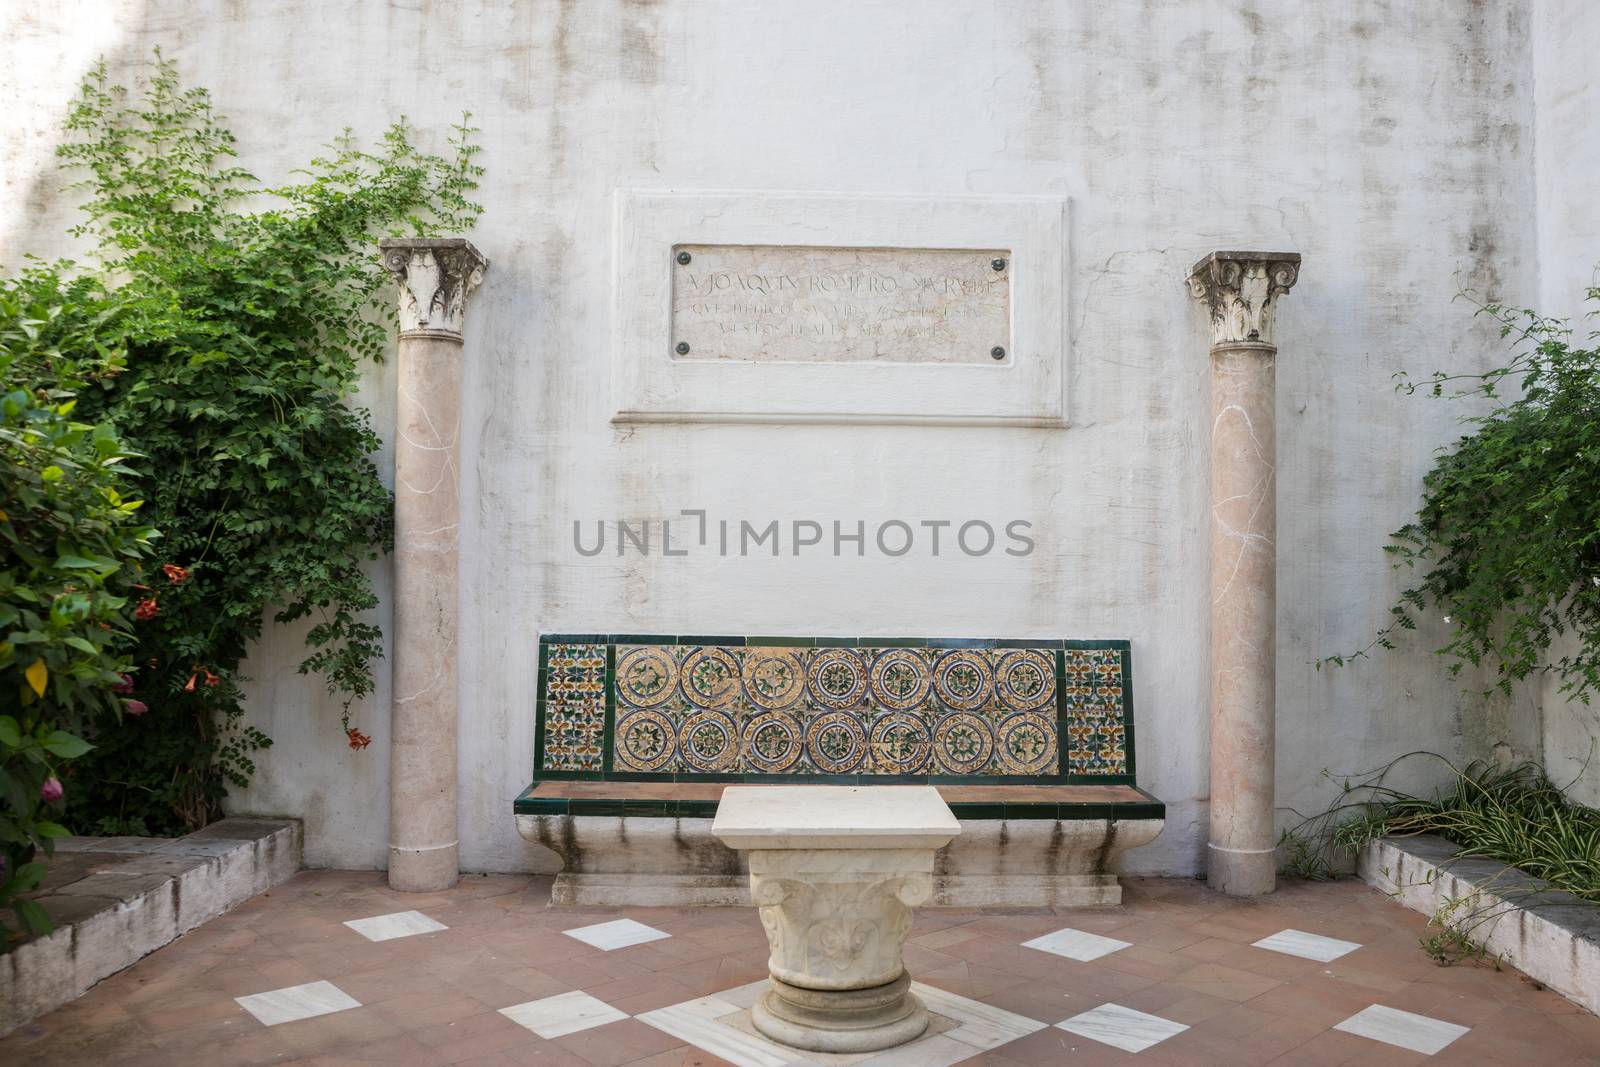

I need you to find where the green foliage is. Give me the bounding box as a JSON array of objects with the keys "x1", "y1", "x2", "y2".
[
  {"x1": 1282, "y1": 754, "x2": 1600, "y2": 905},
  {"x1": 1331, "y1": 758, "x2": 1600, "y2": 903},
  {"x1": 1418, "y1": 913, "x2": 1502, "y2": 969},
  {"x1": 0, "y1": 276, "x2": 155, "y2": 945},
  {"x1": 1281, "y1": 754, "x2": 1597, "y2": 965},
  {"x1": 1326, "y1": 290, "x2": 1600, "y2": 702},
  {"x1": 11, "y1": 54, "x2": 482, "y2": 836},
  {"x1": 1277, "y1": 828, "x2": 1339, "y2": 883}
]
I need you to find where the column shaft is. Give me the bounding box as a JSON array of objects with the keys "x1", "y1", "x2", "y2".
[
  {"x1": 389, "y1": 333, "x2": 463, "y2": 891},
  {"x1": 1207, "y1": 340, "x2": 1278, "y2": 895}
]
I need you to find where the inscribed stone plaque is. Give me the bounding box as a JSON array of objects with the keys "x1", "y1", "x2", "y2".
[{"x1": 671, "y1": 245, "x2": 1011, "y2": 364}]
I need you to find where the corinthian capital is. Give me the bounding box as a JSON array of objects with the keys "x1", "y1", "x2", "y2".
[
  {"x1": 379, "y1": 237, "x2": 488, "y2": 339},
  {"x1": 1188, "y1": 251, "x2": 1301, "y2": 347}
]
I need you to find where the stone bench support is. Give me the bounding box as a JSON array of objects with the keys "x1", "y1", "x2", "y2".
[{"x1": 519, "y1": 811, "x2": 1161, "y2": 908}]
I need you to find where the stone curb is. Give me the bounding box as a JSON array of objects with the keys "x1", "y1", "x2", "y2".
[
  {"x1": 0, "y1": 817, "x2": 301, "y2": 1036},
  {"x1": 1358, "y1": 834, "x2": 1600, "y2": 1016}
]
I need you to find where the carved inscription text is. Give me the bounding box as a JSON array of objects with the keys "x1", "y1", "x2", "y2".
[{"x1": 671, "y1": 245, "x2": 1011, "y2": 364}]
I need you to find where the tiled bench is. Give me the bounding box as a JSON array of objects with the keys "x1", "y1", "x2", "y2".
[{"x1": 513, "y1": 635, "x2": 1165, "y2": 906}]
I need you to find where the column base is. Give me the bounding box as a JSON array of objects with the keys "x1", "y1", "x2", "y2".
[
  {"x1": 388, "y1": 841, "x2": 460, "y2": 893},
  {"x1": 1206, "y1": 841, "x2": 1276, "y2": 896},
  {"x1": 752, "y1": 972, "x2": 928, "y2": 1053}
]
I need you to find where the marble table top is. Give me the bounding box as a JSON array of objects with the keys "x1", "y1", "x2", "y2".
[{"x1": 710, "y1": 785, "x2": 961, "y2": 850}]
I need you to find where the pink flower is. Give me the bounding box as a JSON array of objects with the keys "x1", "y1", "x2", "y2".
[
  {"x1": 125, "y1": 699, "x2": 148, "y2": 717},
  {"x1": 40, "y1": 777, "x2": 64, "y2": 803},
  {"x1": 113, "y1": 673, "x2": 135, "y2": 694}
]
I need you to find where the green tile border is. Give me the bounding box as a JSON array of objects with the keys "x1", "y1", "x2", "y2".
[
  {"x1": 532, "y1": 692, "x2": 546, "y2": 773},
  {"x1": 513, "y1": 786, "x2": 1166, "y2": 823},
  {"x1": 1120, "y1": 642, "x2": 1138, "y2": 781}
]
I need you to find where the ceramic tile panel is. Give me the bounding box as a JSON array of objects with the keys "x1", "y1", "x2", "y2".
[
  {"x1": 541, "y1": 643, "x2": 608, "y2": 771},
  {"x1": 1061, "y1": 647, "x2": 1128, "y2": 775},
  {"x1": 537, "y1": 637, "x2": 1135, "y2": 781}
]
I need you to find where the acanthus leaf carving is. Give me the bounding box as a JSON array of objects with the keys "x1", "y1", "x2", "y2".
[
  {"x1": 1188, "y1": 251, "x2": 1301, "y2": 347},
  {"x1": 379, "y1": 237, "x2": 488, "y2": 339}
]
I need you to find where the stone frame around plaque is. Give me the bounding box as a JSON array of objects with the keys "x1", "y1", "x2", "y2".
[{"x1": 610, "y1": 190, "x2": 1068, "y2": 426}]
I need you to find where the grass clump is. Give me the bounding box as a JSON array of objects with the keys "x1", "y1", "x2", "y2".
[
  {"x1": 1282, "y1": 753, "x2": 1600, "y2": 905},
  {"x1": 1332, "y1": 758, "x2": 1600, "y2": 904}
]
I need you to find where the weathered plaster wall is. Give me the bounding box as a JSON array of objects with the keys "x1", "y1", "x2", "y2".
[
  {"x1": 1, "y1": 2, "x2": 1547, "y2": 873},
  {"x1": 1533, "y1": 0, "x2": 1600, "y2": 808}
]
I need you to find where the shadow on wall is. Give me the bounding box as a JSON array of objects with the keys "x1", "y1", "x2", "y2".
[{"x1": 1541, "y1": 634, "x2": 1600, "y2": 808}]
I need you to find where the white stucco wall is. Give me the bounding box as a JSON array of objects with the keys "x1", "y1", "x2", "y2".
[
  {"x1": 1532, "y1": 0, "x2": 1600, "y2": 808},
  {"x1": 2, "y1": 2, "x2": 1553, "y2": 874}
]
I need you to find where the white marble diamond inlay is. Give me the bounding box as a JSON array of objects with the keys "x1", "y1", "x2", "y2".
[
  {"x1": 343, "y1": 909, "x2": 448, "y2": 942},
  {"x1": 1334, "y1": 1004, "x2": 1471, "y2": 1055},
  {"x1": 1057, "y1": 1002, "x2": 1189, "y2": 1053},
  {"x1": 914, "y1": 981, "x2": 1048, "y2": 1049},
  {"x1": 1252, "y1": 928, "x2": 1361, "y2": 962},
  {"x1": 635, "y1": 979, "x2": 1048, "y2": 1067},
  {"x1": 235, "y1": 980, "x2": 361, "y2": 1027},
  {"x1": 563, "y1": 917, "x2": 672, "y2": 951},
  {"x1": 1021, "y1": 926, "x2": 1131, "y2": 962},
  {"x1": 500, "y1": 990, "x2": 629, "y2": 1039}
]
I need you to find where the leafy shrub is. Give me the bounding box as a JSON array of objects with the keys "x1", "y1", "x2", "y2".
[
  {"x1": 13, "y1": 55, "x2": 481, "y2": 836},
  {"x1": 1329, "y1": 291, "x2": 1600, "y2": 702},
  {"x1": 0, "y1": 275, "x2": 155, "y2": 943}
]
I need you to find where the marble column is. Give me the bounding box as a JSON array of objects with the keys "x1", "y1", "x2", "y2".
[
  {"x1": 1188, "y1": 251, "x2": 1300, "y2": 897},
  {"x1": 379, "y1": 238, "x2": 487, "y2": 893}
]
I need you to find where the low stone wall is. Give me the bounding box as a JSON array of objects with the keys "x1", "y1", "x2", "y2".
[
  {"x1": 1358, "y1": 834, "x2": 1600, "y2": 1016},
  {"x1": 0, "y1": 817, "x2": 300, "y2": 1036}
]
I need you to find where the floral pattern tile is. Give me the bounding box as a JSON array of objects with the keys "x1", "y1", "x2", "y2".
[
  {"x1": 541, "y1": 643, "x2": 607, "y2": 771},
  {"x1": 611, "y1": 644, "x2": 1063, "y2": 777},
  {"x1": 1061, "y1": 647, "x2": 1126, "y2": 775}
]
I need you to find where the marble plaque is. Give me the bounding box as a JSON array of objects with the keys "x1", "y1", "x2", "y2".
[{"x1": 671, "y1": 245, "x2": 1011, "y2": 364}]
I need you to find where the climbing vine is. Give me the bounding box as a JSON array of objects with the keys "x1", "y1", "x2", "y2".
[
  {"x1": 6, "y1": 54, "x2": 481, "y2": 835},
  {"x1": 1328, "y1": 291, "x2": 1600, "y2": 706}
]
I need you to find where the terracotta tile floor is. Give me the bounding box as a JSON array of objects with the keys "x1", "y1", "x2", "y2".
[{"x1": 3, "y1": 872, "x2": 1596, "y2": 1065}]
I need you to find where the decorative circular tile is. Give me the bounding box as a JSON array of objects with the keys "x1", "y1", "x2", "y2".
[
  {"x1": 681, "y1": 647, "x2": 741, "y2": 708},
  {"x1": 935, "y1": 711, "x2": 995, "y2": 774},
  {"x1": 932, "y1": 650, "x2": 994, "y2": 711},
  {"x1": 996, "y1": 649, "x2": 1057, "y2": 712},
  {"x1": 617, "y1": 709, "x2": 676, "y2": 771},
  {"x1": 804, "y1": 711, "x2": 868, "y2": 773},
  {"x1": 996, "y1": 711, "x2": 1056, "y2": 774},
  {"x1": 807, "y1": 648, "x2": 869, "y2": 710},
  {"x1": 615, "y1": 646, "x2": 679, "y2": 708},
  {"x1": 678, "y1": 709, "x2": 739, "y2": 772},
  {"x1": 741, "y1": 649, "x2": 805, "y2": 710},
  {"x1": 742, "y1": 711, "x2": 804, "y2": 773},
  {"x1": 868, "y1": 649, "x2": 932, "y2": 711},
  {"x1": 869, "y1": 711, "x2": 932, "y2": 773}
]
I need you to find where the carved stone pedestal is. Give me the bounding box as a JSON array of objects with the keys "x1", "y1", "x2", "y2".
[{"x1": 711, "y1": 786, "x2": 960, "y2": 1054}]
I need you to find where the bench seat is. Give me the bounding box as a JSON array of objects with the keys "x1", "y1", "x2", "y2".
[
  {"x1": 515, "y1": 780, "x2": 1165, "y2": 821},
  {"x1": 515, "y1": 635, "x2": 1166, "y2": 906}
]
